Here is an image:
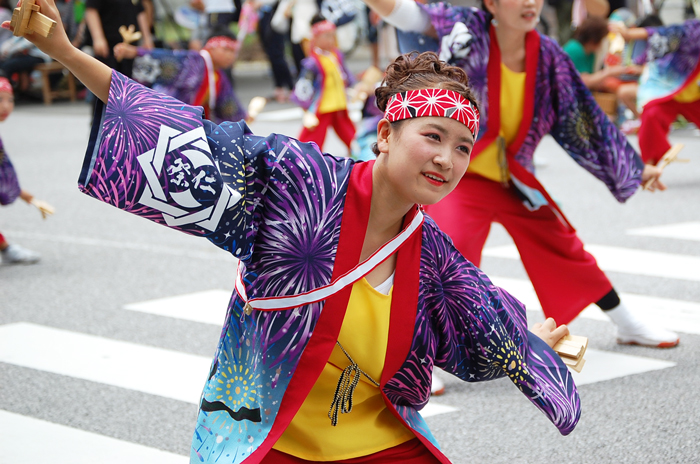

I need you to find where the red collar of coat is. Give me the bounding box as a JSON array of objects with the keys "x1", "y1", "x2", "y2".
[{"x1": 253, "y1": 161, "x2": 452, "y2": 461}]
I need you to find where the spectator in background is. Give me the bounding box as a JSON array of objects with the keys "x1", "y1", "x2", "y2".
[
  {"x1": 257, "y1": 0, "x2": 295, "y2": 102},
  {"x1": 84, "y1": 0, "x2": 154, "y2": 78},
  {"x1": 0, "y1": 0, "x2": 13, "y2": 48},
  {"x1": 563, "y1": 16, "x2": 641, "y2": 123},
  {"x1": 191, "y1": 0, "x2": 242, "y2": 39},
  {"x1": 0, "y1": 36, "x2": 51, "y2": 95}
]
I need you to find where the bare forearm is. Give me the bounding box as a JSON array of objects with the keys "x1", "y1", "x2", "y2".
[
  {"x1": 362, "y1": 0, "x2": 398, "y2": 18},
  {"x1": 137, "y1": 12, "x2": 154, "y2": 48},
  {"x1": 625, "y1": 27, "x2": 649, "y2": 41},
  {"x1": 54, "y1": 46, "x2": 112, "y2": 103},
  {"x1": 580, "y1": 70, "x2": 607, "y2": 89},
  {"x1": 84, "y1": 9, "x2": 106, "y2": 43}
]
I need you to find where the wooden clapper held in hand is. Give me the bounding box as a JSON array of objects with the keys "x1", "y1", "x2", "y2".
[
  {"x1": 643, "y1": 143, "x2": 687, "y2": 190},
  {"x1": 10, "y1": 0, "x2": 56, "y2": 38},
  {"x1": 553, "y1": 334, "x2": 588, "y2": 373}
]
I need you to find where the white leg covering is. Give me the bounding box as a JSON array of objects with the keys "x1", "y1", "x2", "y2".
[{"x1": 606, "y1": 301, "x2": 679, "y2": 348}]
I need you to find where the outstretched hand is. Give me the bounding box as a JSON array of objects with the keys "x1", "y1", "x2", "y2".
[
  {"x1": 113, "y1": 42, "x2": 138, "y2": 61},
  {"x1": 642, "y1": 164, "x2": 667, "y2": 192},
  {"x1": 531, "y1": 317, "x2": 569, "y2": 348},
  {"x1": 0, "y1": 0, "x2": 73, "y2": 62},
  {"x1": 30, "y1": 198, "x2": 55, "y2": 219}
]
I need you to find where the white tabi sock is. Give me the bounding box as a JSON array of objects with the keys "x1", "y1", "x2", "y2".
[{"x1": 605, "y1": 301, "x2": 679, "y2": 348}]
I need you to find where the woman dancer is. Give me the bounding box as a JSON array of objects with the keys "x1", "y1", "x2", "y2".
[
  {"x1": 363, "y1": 0, "x2": 678, "y2": 348},
  {"x1": 9, "y1": 2, "x2": 579, "y2": 462}
]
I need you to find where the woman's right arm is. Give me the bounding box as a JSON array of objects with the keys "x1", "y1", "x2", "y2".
[
  {"x1": 362, "y1": 0, "x2": 433, "y2": 35},
  {"x1": 2, "y1": 0, "x2": 112, "y2": 103}
]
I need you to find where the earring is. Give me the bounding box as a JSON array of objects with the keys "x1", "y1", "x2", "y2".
[{"x1": 491, "y1": 18, "x2": 498, "y2": 27}]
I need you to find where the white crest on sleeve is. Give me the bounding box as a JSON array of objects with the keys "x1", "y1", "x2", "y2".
[
  {"x1": 133, "y1": 54, "x2": 162, "y2": 84},
  {"x1": 137, "y1": 125, "x2": 242, "y2": 232},
  {"x1": 439, "y1": 22, "x2": 473, "y2": 63}
]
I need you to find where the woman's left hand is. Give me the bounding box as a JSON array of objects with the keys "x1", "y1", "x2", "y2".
[
  {"x1": 642, "y1": 164, "x2": 667, "y2": 192},
  {"x1": 531, "y1": 317, "x2": 569, "y2": 348}
]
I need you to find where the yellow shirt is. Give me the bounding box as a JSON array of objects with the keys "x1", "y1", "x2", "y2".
[
  {"x1": 273, "y1": 277, "x2": 414, "y2": 461},
  {"x1": 317, "y1": 51, "x2": 347, "y2": 114},
  {"x1": 468, "y1": 63, "x2": 526, "y2": 182},
  {"x1": 674, "y1": 67, "x2": 700, "y2": 103}
]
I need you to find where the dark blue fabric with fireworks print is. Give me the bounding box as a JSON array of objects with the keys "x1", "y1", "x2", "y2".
[
  {"x1": 133, "y1": 47, "x2": 246, "y2": 124},
  {"x1": 0, "y1": 137, "x2": 20, "y2": 205},
  {"x1": 79, "y1": 71, "x2": 579, "y2": 464},
  {"x1": 424, "y1": 4, "x2": 644, "y2": 203},
  {"x1": 634, "y1": 19, "x2": 700, "y2": 107}
]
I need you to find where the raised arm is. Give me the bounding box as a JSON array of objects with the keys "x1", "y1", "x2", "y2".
[
  {"x1": 362, "y1": 0, "x2": 433, "y2": 35},
  {"x1": 1, "y1": 0, "x2": 112, "y2": 103}
]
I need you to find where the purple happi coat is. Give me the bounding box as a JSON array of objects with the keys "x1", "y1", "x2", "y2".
[
  {"x1": 424, "y1": 4, "x2": 644, "y2": 202},
  {"x1": 290, "y1": 49, "x2": 355, "y2": 114},
  {"x1": 132, "y1": 47, "x2": 246, "y2": 124},
  {"x1": 80, "y1": 71, "x2": 580, "y2": 464},
  {"x1": 0, "y1": 136, "x2": 21, "y2": 205},
  {"x1": 634, "y1": 19, "x2": 700, "y2": 108}
]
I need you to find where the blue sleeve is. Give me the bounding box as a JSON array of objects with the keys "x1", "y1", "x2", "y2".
[{"x1": 78, "y1": 71, "x2": 309, "y2": 261}]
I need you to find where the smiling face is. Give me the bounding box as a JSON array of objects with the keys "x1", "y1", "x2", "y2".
[
  {"x1": 485, "y1": 0, "x2": 543, "y2": 32},
  {"x1": 0, "y1": 91, "x2": 14, "y2": 122},
  {"x1": 375, "y1": 116, "x2": 474, "y2": 207}
]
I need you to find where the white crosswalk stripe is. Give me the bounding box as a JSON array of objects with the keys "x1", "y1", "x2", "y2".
[
  {"x1": 483, "y1": 244, "x2": 700, "y2": 282},
  {"x1": 0, "y1": 323, "x2": 211, "y2": 404},
  {"x1": 2, "y1": 230, "x2": 695, "y2": 462},
  {"x1": 627, "y1": 221, "x2": 700, "y2": 242},
  {"x1": 489, "y1": 276, "x2": 700, "y2": 334},
  {"x1": 0, "y1": 410, "x2": 188, "y2": 464}
]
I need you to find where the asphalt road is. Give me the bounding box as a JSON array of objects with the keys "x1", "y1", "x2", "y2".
[{"x1": 1, "y1": 50, "x2": 700, "y2": 463}]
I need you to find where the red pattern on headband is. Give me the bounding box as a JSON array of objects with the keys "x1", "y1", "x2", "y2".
[
  {"x1": 384, "y1": 89, "x2": 480, "y2": 138},
  {"x1": 0, "y1": 77, "x2": 12, "y2": 95},
  {"x1": 311, "y1": 20, "x2": 336, "y2": 37},
  {"x1": 204, "y1": 36, "x2": 238, "y2": 51}
]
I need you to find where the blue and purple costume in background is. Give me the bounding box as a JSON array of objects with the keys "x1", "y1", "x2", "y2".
[
  {"x1": 633, "y1": 19, "x2": 700, "y2": 163},
  {"x1": 416, "y1": 4, "x2": 645, "y2": 325},
  {"x1": 80, "y1": 72, "x2": 580, "y2": 463},
  {"x1": 0, "y1": 137, "x2": 20, "y2": 206},
  {"x1": 132, "y1": 48, "x2": 246, "y2": 124}
]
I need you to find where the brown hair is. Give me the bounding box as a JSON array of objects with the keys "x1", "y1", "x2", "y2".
[
  {"x1": 372, "y1": 52, "x2": 479, "y2": 155},
  {"x1": 573, "y1": 16, "x2": 609, "y2": 46}
]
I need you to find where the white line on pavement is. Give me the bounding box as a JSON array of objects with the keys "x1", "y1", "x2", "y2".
[
  {"x1": 0, "y1": 410, "x2": 188, "y2": 464},
  {"x1": 3, "y1": 230, "x2": 236, "y2": 263},
  {"x1": 490, "y1": 275, "x2": 700, "y2": 334},
  {"x1": 125, "y1": 290, "x2": 232, "y2": 326},
  {"x1": 627, "y1": 221, "x2": 700, "y2": 242},
  {"x1": 0, "y1": 323, "x2": 211, "y2": 404},
  {"x1": 253, "y1": 108, "x2": 303, "y2": 122},
  {"x1": 483, "y1": 244, "x2": 700, "y2": 282},
  {"x1": 571, "y1": 349, "x2": 675, "y2": 386}
]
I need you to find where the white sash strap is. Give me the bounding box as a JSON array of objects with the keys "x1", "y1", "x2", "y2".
[
  {"x1": 199, "y1": 49, "x2": 217, "y2": 111},
  {"x1": 236, "y1": 209, "x2": 424, "y2": 315}
]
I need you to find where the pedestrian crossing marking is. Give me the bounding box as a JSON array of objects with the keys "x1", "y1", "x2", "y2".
[
  {"x1": 0, "y1": 410, "x2": 188, "y2": 464},
  {"x1": 483, "y1": 244, "x2": 700, "y2": 282},
  {"x1": 0, "y1": 323, "x2": 212, "y2": 404},
  {"x1": 490, "y1": 276, "x2": 700, "y2": 334},
  {"x1": 125, "y1": 290, "x2": 231, "y2": 325},
  {"x1": 421, "y1": 402, "x2": 458, "y2": 418},
  {"x1": 253, "y1": 107, "x2": 303, "y2": 122},
  {"x1": 627, "y1": 221, "x2": 700, "y2": 242},
  {"x1": 0, "y1": 322, "x2": 455, "y2": 419},
  {"x1": 571, "y1": 349, "x2": 675, "y2": 386}
]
